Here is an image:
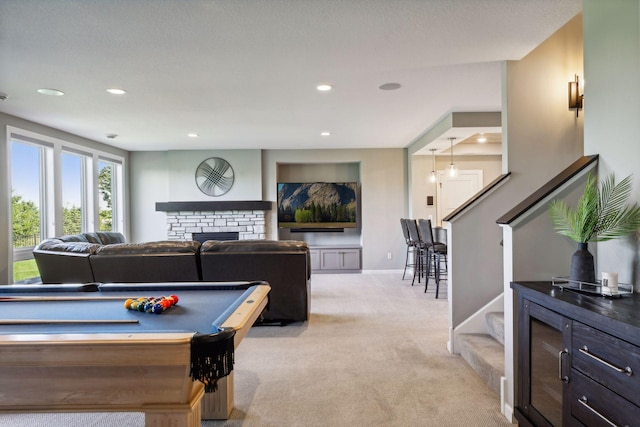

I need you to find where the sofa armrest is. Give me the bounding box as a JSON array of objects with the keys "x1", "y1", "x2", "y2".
[
  {"x1": 200, "y1": 240, "x2": 310, "y2": 322},
  {"x1": 35, "y1": 239, "x2": 99, "y2": 254},
  {"x1": 201, "y1": 239, "x2": 311, "y2": 279},
  {"x1": 33, "y1": 239, "x2": 99, "y2": 283}
]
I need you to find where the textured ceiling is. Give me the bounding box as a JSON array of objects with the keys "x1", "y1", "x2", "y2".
[{"x1": 0, "y1": 0, "x2": 582, "y2": 152}]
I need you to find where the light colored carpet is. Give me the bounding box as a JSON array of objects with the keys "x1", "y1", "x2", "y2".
[{"x1": 0, "y1": 273, "x2": 511, "y2": 426}]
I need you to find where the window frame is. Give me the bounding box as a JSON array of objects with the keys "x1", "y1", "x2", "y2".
[
  {"x1": 97, "y1": 157, "x2": 124, "y2": 232},
  {"x1": 61, "y1": 149, "x2": 91, "y2": 235},
  {"x1": 8, "y1": 128, "x2": 126, "y2": 283}
]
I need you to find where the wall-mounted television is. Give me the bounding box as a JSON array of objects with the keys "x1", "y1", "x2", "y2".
[{"x1": 277, "y1": 182, "x2": 358, "y2": 230}]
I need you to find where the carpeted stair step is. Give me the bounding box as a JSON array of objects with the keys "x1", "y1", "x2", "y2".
[
  {"x1": 457, "y1": 333, "x2": 504, "y2": 395},
  {"x1": 485, "y1": 311, "x2": 504, "y2": 345}
]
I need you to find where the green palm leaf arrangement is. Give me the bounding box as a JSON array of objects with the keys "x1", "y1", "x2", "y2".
[{"x1": 549, "y1": 172, "x2": 640, "y2": 243}]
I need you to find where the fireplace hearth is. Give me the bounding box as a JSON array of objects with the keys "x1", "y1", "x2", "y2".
[
  {"x1": 192, "y1": 232, "x2": 239, "y2": 243},
  {"x1": 156, "y1": 200, "x2": 272, "y2": 241}
]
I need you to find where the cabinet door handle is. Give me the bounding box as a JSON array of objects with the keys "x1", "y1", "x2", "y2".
[
  {"x1": 578, "y1": 396, "x2": 622, "y2": 427},
  {"x1": 580, "y1": 346, "x2": 633, "y2": 376},
  {"x1": 558, "y1": 349, "x2": 569, "y2": 382}
]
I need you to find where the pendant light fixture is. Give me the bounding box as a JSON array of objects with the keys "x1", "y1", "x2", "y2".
[
  {"x1": 448, "y1": 137, "x2": 458, "y2": 177},
  {"x1": 429, "y1": 148, "x2": 437, "y2": 183}
]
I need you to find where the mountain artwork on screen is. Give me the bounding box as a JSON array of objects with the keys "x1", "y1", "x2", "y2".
[{"x1": 277, "y1": 182, "x2": 357, "y2": 229}]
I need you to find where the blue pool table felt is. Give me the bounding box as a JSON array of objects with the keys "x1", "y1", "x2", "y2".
[{"x1": 0, "y1": 282, "x2": 263, "y2": 335}]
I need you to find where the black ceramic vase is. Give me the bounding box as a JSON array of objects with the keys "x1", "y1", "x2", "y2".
[{"x1": 569, "y1": 242, "x2": 595, "y2": 284}]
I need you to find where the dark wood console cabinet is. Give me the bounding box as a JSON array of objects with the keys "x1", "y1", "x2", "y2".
[{"x1": 512, "y1": 281, "x2": 640, "y2": 427}]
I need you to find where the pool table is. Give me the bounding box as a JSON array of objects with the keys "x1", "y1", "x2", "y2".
[{"x1": 0, "y1": 281, "x2": 270, "y2": 426}]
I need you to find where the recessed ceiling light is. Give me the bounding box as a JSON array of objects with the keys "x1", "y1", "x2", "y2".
[
  {"x1": 477, "y1": 136, "x2": 487, "y2": 143},
  {"x1": 316, "y1": 84, "x2": 333, "y2": 92},
  {"x1": 187, "y1": 133, "x2": 199, "y2": 138},
  {"x1": 37, "y1": 88, "x2": 64, "y2": 96},
  {"x1": 105, "y1": 133, "x2": 118, "y2": 139},
  {"x1": 320, "y1": 132, "x2": 331, "y2": 136},
  {"x1": 107, "y1": 88, "x2": 127, "y2": 95},
  {"x1": 378, "y1": 83, "x2": 402, "y2": 91}
]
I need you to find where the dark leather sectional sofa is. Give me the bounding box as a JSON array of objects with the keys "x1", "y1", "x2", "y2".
[{"x1": 33, "y1": 232, "x2": 311, "y2": 322}]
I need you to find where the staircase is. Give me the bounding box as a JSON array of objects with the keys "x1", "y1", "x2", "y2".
[{"x1": 457, "y1": 311, "x2": 504, "y2": 395}]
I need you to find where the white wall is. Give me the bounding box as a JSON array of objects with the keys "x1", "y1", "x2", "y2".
[
  {"x1": 128, "y1": 151, "x2": 169, "y2": 243},
  {"x1": 129, "y1": 148, "x2": 407, "y2": 270},
  {"x1": 411, "y1": 154, "x2": 502, "y2": 223},
  {"x1": 276, "y1": 162, "x2": 361, "y2": 244},
  {"x1": 499, "y1": 14, "x2": 584, "y2": 421},
  {"x1": 423, "y1": 10, "x2": 584, "y2": 329},
  {"x1": 584, "y1": 0, "x2": 640, "y2": 286},
  {"x1": 505, "y1": 13, "x2": 585, "y2": 282},
  {"x1": 1, "y1": 120, "x2": 406, "y2": 275},
  {"x1": 167, "y1": 150, "x2": 262, "y2": 201},
  {"x1": 129, "y1": 149, "x2": 263, "y2": 243},
  {"x1": 406, "y1": 112, "x2": 501, "y2": 219},
  {"x1": 263, "y1": 149, "x2": 407, "y2": 271}
]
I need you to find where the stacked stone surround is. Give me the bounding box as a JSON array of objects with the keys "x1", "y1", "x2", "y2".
[{"x1": 166, "y1": 210, "x2": 266, "y2": 241}]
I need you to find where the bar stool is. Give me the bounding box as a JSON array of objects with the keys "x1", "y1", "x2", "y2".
[
  {"x1": 400, "y1": 218, "x2": 416, "y2": 280},
  {"x1": 406, "y1": 219, "x2": 427, "y2": 286},
  {"x1": 418, "y1": 219, "x2": 447, "y2": 298}
]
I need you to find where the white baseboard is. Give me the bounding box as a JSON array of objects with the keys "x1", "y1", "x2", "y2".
[
  {"x1": 361, "y1": 269, "x2": 403, "y2": 274},
  {"x1": 500, "y1": 376, "x2": 514, "y2": 423}
]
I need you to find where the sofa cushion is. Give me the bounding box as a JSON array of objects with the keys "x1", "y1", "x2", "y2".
[
  {"x1": 95, "y1": 240, "x2": 200, "y2": 255},
  {"x1": 56, "y1": 234, "x2": 91, "y2": 243},
  {"x1": 201, "y1": 239, "x2": 309, "y2": 253},
  {"x1": 91, "y1": 241, "x2": 202, "y2": 283},
  {"x1": 202, "y1": 239, "x2": 310, "y2": 278},
  {"x1": 83, "y1": 232, "x2": 126, "y2": 245}
]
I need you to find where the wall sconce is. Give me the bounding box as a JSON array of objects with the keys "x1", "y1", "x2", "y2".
[
  {"x1": 448, "y1": 137, "x2": 458, "y2": 177},
  {"x1": 429, "y1": 148, "x2": 437, "y2": 183},
  {"x1": 568, "y1": 74, "x2": 583, "y2": 117}
]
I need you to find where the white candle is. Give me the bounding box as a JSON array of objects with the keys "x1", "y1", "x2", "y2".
[{"x1": 601, "y1": 272, "x2": 619, "y2": 295}]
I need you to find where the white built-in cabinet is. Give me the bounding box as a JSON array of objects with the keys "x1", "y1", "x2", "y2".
[{"x1": 310, "y1": 245, "x2": 362, "y2": 273}]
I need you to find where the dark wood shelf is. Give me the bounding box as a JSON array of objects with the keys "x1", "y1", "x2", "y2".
[{"x1": 155, "y1": 201, "x2": 272, "y2": 211}]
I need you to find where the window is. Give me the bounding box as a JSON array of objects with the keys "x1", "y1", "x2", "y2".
[
  {"x1": 98, "y1": 159, "x2": 122, "y2": 231},
  {"x1": 62, "y1": 151, "x2": 87, "y2": 235},
  {"x1": 10, "y1": 140, "x2": 49, "y2": 283},
  {"x1": 8, "y1": 132, "x2": 125, "y2": 283}
]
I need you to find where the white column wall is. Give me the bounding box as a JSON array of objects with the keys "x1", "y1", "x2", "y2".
[
  {"x1": 130, "y1": 148, "x2": 407, "y2": 271},
  {"x1": 584, "y1": 0, "x2": 640, "y2": 286}
]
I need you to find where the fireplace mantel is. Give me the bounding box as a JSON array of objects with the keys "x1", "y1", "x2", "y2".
[{"x1": 155, "y1": 200, "x2": 272, "y2": 212}]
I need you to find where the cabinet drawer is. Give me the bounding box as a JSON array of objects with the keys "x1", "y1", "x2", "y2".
[
  {"x1": 570, "y1": 369, "x2": 640, "y2": 427},
  {"x1": 572, "y1": 322, "x2": 640, "y2": 407}
]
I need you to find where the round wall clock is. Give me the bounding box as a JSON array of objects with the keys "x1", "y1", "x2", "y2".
[{"x1": 195, "y1": 157, "x2": 235, "y2": 197}]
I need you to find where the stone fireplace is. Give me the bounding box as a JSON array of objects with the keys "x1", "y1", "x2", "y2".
[{"x1": 155, "y1": 201, "x2": 272, "y2": 241}]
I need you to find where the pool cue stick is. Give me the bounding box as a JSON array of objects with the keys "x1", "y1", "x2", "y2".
[
  {"x1": 0, "y1": 319, "x2": 140, "y2": 325},
  {"x1": 0, "y1": 296, "x2": 133, "y2": 302}
]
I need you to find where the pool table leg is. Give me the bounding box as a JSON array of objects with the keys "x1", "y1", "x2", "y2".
[
  {"x1": 200, "y1": 284, "x2": 269, "y2": 420},
  {"x1": 144, "y1": 381, "x2": 205, "y2": 427},
  {"x1": 201, "y1": 371, "x2": 234, "y2": 419}
]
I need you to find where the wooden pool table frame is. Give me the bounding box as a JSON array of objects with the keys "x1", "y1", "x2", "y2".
[{"x1": 0, "y1": 283, "x2": 269, "y2": 427}]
